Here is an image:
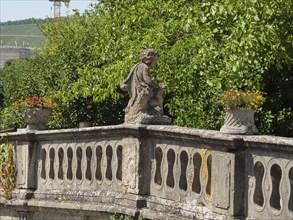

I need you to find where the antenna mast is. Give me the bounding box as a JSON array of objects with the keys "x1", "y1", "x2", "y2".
[{"x1": 49, "y1": 0, "x2": 70, "y2": 20}]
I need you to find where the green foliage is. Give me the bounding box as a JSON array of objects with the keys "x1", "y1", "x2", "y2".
[
  {"x1": 109, "y1": 214, "x2": 143, "y2": 220},
  {"x1": 0, "y1": 59, "x2": 45, "y2": 105},
  {"x1": 47, "y1": 97, "x2": 126, "y2": 129},
  {"x1": 0, "y1": 141, "x2": 16, "y2": 200},
  {"x1": 0, "y1": 0, "x2": 292, "y2": 136},
  {"x1": 0, "y1": 78, "x2": 3, "y2": 107},
  {"x1": 0, "y1": 59, "x2": 45, "y2": 129},
  {"x1": 257, "y1": 65, "x2": 293, "y2": 136},
  {"x1": 0, "y1": 104, "x2": 25, "y2": 130},
  {"x1": 74, "y1": 0, "x2": 291, "y2": 133}
]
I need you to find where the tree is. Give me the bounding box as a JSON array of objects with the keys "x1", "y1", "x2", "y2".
[
  {"x1": 0, "y1": 59, "x2": 42, "y2": 129},
  {"x1": 0, "y1": 59, "x2": 45, "y2": 105}
]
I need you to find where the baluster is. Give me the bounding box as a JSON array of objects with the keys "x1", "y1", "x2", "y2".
[
  {"x1": 45, "y1": 147, "x2": 50, "y2": 182},
  {"x1": 49, "y1": 148, "x2": 55, "y2": 180},
  {"x1": 67, "y1": 147, "x2": 73, "y2": 180},
  {"x1": 179, "y1": 151, "x2": 188, "y2": 191},
  {"x1": 270, "y1": 164, "x2": 282, "y2": 210},
  {"x1": 206, "y1": 155, "x2": 212, "y2": 196},
  {"x1": 40, "y1": 148, "x2": 46, "y2": 180},
  {"x1": 116, "y1": 145, "x2": 123, "y2": 181},
  {"x1": 166, "y1": 149, "x2": 175, "y2": 188},
  {"x1": 76, "y1": 147, "x2": 83, "y2": 181},
  {"x1": 95, "y1": 146, "x2": 103, "y2": 181},
  {"x1": 289, "y1": 167, "x2": 293, "y2": 212},
  {"x1": 85, "y1": 146, "x2": 92, "y2": 181},
  {"x1": 253, "y1": 161, "x2": 265, "y2": 207},
  {"x1": 154, "y1": 147, "x2": 163, "y2": 186},
  {"x1": 58, "y1": 148, "x2": 64, "y2": 180},
  {"x1": 192, "y1": 152, "x2": 202, "y2": 194},
  {"x1": 106, "y1": 145, "x2": 113, "y2": 181}
]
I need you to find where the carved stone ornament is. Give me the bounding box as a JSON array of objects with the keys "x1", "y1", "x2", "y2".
[
  {"x1": 120, "y1": 49, "x2": 172, "y2": 124},
  {"x1": 23, "y1": 108, "x2": 52, "y2": 130},
  {"x1": 220, "y1": 108, "x2": 259, "y2": 135}
]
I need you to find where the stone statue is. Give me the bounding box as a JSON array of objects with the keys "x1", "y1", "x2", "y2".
[{"x1": 120, "y1": 49, "x2": 172, "y2": 124}]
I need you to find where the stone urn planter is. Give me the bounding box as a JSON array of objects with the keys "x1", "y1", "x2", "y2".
[
  {"x1": 23, "y1": 108, "x2": 52, "y2": 130},
  {"x1": 220, "y1": 108, "x2": 259, "y2": 135},
  {"x1": 79, "y1": 121, "x2": 92, "y2": 128}
]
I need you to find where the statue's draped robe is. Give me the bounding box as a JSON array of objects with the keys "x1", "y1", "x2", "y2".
[
  {"x1": 121, "y1": 62, "x2": 155, "y2": 115},
  {"x1": 121, "y1": 60, "x2": 171, "y2": 124}
]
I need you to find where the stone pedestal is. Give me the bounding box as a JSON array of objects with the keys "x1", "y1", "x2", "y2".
[{"x1": 125, "y1": 113, "x2": 172, "y2": 125}]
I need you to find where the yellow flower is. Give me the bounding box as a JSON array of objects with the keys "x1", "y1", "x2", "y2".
[{"x1": 222, "y1": 89, "x2": 264, "y2": 110}]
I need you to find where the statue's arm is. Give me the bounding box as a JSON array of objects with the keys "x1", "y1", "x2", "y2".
[{"x1": 140, "y1": 66, "x2": 161, "y2": 90}]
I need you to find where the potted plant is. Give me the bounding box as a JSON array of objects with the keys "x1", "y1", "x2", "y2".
[
  {"x1": 17, "y1": 97, "x2": 56, "y2": 130},
  {"x1": 220, "y1": 89, "x2": 265, "y2": 134}
]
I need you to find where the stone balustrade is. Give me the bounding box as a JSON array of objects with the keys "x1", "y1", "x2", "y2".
[
  {"x1": 0, "y1": 124, "x2": 292, "y2": 220},
  {"x1": 244, "y1": 135, "x2": 293, "y2": 219}
]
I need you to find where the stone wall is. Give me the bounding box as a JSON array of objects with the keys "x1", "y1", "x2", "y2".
[
  {"x1": 0, "y1": 125, "x2": 292, "y2": 219},
  {"x1": 0, "y1": 47, "x2": 31, "y2": 68}
]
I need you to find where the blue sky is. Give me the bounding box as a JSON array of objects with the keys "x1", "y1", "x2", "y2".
[{"x1": 0, "y1": 0, "x2": 96, "y2": 22}]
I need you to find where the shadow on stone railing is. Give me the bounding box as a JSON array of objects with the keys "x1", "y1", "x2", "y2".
[{"x1": 0, "y1": 125, "x2": 292, "y2": 220}]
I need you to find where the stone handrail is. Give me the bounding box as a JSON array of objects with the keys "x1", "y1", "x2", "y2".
[{"x1": 0, "y1": 124, "x2": 292, "y2": 219}]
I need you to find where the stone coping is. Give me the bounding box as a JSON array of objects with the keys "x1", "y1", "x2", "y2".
[{"x1": 1, "y1": 124, "x2": 292, "y2": 152}]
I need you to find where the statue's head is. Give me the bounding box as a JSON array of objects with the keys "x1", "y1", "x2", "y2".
[{"x1": 141, "y1": 49, "x2": 160, "y2": 67}]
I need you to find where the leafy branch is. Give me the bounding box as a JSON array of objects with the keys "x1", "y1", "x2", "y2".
[{"x1": 0, "y1": 140, "x2": 16, "y2": 200}]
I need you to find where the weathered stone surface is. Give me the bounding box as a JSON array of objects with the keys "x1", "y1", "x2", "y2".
[
  {"x1": 23, "y1": 108, "x2": 52, "y2": 130},
  {"x1": 0, "y1": 204, "x2": 110, "y2": 220},
  {"x1": 212, "y1": 153, "x2": 231, "y2": 210},
  {"x1": 0, "y1": 125, "x2": 292, "y2": 220},
  {"x1": 0, "y1": 47, "x2": 31, "y2": 68},
  {"x1": 220, "y1": 108, "x2": 258, "y2": 135},
  {"x1": 15, "y1": 142, "x2": 38, "y2": 189},
  {"x1": 120, "y1": 49, "x2": 172, "y2": 125}
]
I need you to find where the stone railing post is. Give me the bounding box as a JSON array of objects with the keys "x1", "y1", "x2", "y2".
[
  {"x1": 136, "y1": 126, "x2": 152, "y2": 196},
  {"x1": 13, "y1": 131, "x2": 39, "y2": 199},
  {"x1": 211, "y1": 150, "x2": 245, "y2": 216}
]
